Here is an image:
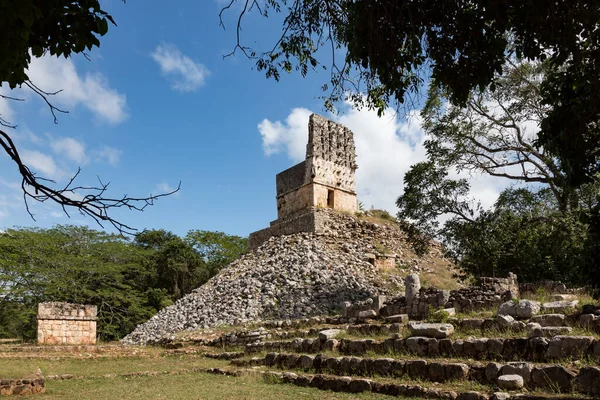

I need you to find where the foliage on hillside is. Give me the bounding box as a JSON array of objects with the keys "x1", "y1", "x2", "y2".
[{"x1": 0, "y1": 226, "x2": 247, "y2": 341}]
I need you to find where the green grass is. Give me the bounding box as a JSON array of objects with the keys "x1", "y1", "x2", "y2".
[
  {"x1": 36, "y1": 372, "x2": 424, "y2": 400},
  {"x1": 0, "y1": 354, "x2": 230, "y2": 379}
]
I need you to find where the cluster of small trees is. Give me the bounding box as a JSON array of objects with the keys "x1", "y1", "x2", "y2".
[{"x1": 0, "y1": 226, "x2": 247, "y2": 341}]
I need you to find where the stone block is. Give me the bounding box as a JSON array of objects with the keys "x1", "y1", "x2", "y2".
[
  {"x1": 485, "y1": 362, "x2": 502, "y2": 384},
  {"x1": 498, "y1": 300, "x2": 540, "y2": 319},
  {"x1": 497, "y1": 374, "x2": 524, "y2": 390},
  {"x1": 542, "y1": 300, "x2": 578, "y2": 313},
  {"x1": 547, "y1": 336, "x2": 594, "y2": 359},
  {"x1": 579, "y1": 313, "x2": 597, "y2": 328},
  {"x1": 372, "y1": 358, "x2": 393, "y2": 376},
  {"x1": 347, "y1": 378, "x2": 371, "y2": 393},
  {"x1": 445, "y1": 363, "x2": 469, "y2": 381},
  {"x1": 407, "y1": 322, "x2": 454, "y2": 338},
  {"x1": 460, "y1": 319, "x2": 484, "y2": 331},
  {"x1": 495, "y1": 314, "x2": 515, "y2": 329},
  {"x1": 405, "y1": 337, "x2": 430, "y2": 356},
  {"x1": 575, "y1": 366, "x2": 600, "y2": 396},
  {"x1": 500, "y1": 362, "x2": 532, "y2": 385},
  {"x1": 530, "y1": 313, "x2": 566, "y2": 327},
  {"x1": 298, "y1": 355, "x2": 314, "y2": 370},
  {"x1": 357, "y1": 310, "x2": 377, "y2": 319},
  {"x1": 428, "y1": 362, "x2": 446, "y2": 382},
  {"x1": 384, "y1": 314, "x2": 408, "y2": 324},
  {"x1": 530, "y1": 365, "x2": 575, "y2": 393},
  {"x1": 405, "y1": 274, "x2": 421, "y2": 306},
  {"x1": 406, "y1": 359, "x2": 428, "y2": 380},
  {"x1": 319, "y1": 329, "x2": 342, "y2": 341}
]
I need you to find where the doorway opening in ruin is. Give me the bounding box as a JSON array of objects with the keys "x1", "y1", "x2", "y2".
[{"x1": 327, "y1": 189, "x2": 335, "y2": 208}]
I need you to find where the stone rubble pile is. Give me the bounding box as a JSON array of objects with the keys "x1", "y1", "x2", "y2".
[{"x1": 123, "y1": 209, "x2": 452, "y2": 345}]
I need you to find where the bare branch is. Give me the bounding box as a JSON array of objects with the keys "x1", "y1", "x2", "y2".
[{"x1": 1, "y1": 128, "x2": 180, "y2": 236}]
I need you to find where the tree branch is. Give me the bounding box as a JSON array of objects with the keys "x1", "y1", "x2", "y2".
[{"x1": 0, "y1": 128, "x2": 180, "y2": 236}]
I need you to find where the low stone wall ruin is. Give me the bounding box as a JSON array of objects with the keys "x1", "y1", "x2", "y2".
[
  {"x1": 380, "y1": 273, "x2": 519, "y2": 319},
  {"x1": 0, "y1": 378, "x2": 45, "y2": 396},
  {"x1": 37, "y1": 302, "x2": 97, "y2": 345},
  {"x1": 246, "y1": 334, "x2": 600, "y2": 363}
]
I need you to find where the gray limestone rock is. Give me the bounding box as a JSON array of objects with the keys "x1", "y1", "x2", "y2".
[
  {"x1": 547, "y1": 335, "x2": 594, "y2": 359},
  {"x1": 531, "y1": 365, "x2": 574, "y2": 393},
  {"x1": 542, "y1": 300, "x2": 579, "y2": 313},
  {"x1": 498, "y1": 300, "x2": 541, "y2": 319},
  {"x1": 408, "y1": 322, "x2": 455, "y2": 338},
  {"x1": 357, "y1": 310, "x2": 377, "y2": 319},
  {"x1": 500, "y1": 362, "x2": 532, "y2": 385},
  {"x1": 576, "y1": 366, "x2": 600, "y2": 396},
  {"x1": 530, "y1": 313, "x2": 566, "y2": 327},
  {"x1": 497, "y1": 374, "x2": 524, "y2": 390},
  {"x1": 318, "y1": 329, "x2": 342, "y2": 340},
  {"x1": 405, "y1": 274, "x2": 421, "y2": 306}
]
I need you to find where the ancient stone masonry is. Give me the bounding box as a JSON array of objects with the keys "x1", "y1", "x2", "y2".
[
  {"x1": 249, "y1": 114, "x2": 358, "y2": 250},
  {"x1": 37, "y1": 302, "x2": 97, "y2": 345},
  {"x1": 380, "y1": 273, "x2": 519, "y2": 319},
  {"x1": 0, "y1": 378, "x2": 45, "y2": 396}
]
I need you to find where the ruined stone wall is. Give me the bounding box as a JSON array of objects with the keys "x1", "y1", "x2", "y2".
[
  {"x1": 276, "y1": 161, "x2": 307, "y2": 197},
  {"x1": 277, "y1": 184, "x2": 314, "y2": 219},
  {"x1": 0, "y1": 378, "x2": 45, "y2": 396},
  {"x1": 381, "y1": 273, "x2": 519, "y2": 319},
  {"x1": 37, "y1": 302, "x2": 97, "y2": 345},
  {"x1": 313, "y1": 183, "x2": 357, "y2": 213},
  {"x1": 249, "y1": 210, "x2": 319, "y2": 250}
]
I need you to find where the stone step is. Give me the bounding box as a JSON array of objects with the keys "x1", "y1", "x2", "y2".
[
  {"x1": 233, "y1": 351, "x2": 587, "y2": 395},
  {"x1": 258, "y1": 367, "x2": 591, "y2": 400},
  {"x1": 245, "y1": 335, "x2": 600, "y2": 362}
]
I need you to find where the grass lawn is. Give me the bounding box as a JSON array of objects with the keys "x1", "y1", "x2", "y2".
[
  {"x1": 0, "y1": 354, "x2": 230, "y2": 379},
  {"x1": 37, "y1": 373, "x2": 418, "y2": 400}
]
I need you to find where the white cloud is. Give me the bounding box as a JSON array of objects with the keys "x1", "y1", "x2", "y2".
[
  {"x1": 258, "y1": 108, "x2": 311, "y2": 161},
  {"x1": 151, "y1": 43, "x2": 210, "y2": 92},
  {"x1": 259, "y1": 105, "x2": 513, "y2": 213},
  {"x1": 49, "y1": 211, "x2": 64, "y2": 218},
  {"x1": 0, "y1": 92, "x2": 15, "y2": 125},
  {"x1": 51, "y1": 137, "x2": 88, "y2": 165},
  {"x1": 94, "y1": 146, "x2": 122, "y2": 166},
  {"x1": 26, "y1": 55, "x2": 127, "y2": 124},
  {"x1": 20, "y1": 150, "x2": 63, "y2": 179}
]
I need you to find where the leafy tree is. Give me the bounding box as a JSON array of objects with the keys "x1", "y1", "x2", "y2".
[
  {"x1": 135, "y1": 230, "x2": 207, "y2": 300},
  {"x1": 396, "y1": 161, "x2": 477, "y2": 255},
  {"x1": 0, "y1": 0, "x2": 178, "y2": 234},
  {"x1": 0, "y1": 225, "x2": 250, "y2": 340},
  {"x1": 444, "y1": 188, "x2": 590, "y2": 284},
  {"x1": 0, "y1": 226, "x2": 158, "y2": 340},
  {"x1": 222, "y1": 0, "x2": 600, "y2": 184},
  {"x1": 397, "y1": 161, "x2": 598, "y2": 286},
  {"x1": 422, "y1": 62, "x2": 577, "y2": 212},
  {"x1": 185, "y1": 230, "x2": 248, "y2": 277}
]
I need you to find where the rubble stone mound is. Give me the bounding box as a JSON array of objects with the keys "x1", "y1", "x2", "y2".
[{"x1": 123, "y1": 209, "x2": 452, "y2": 345}]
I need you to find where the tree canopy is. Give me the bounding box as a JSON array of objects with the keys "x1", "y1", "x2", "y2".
[
  {"x1": 222, "y1": 0, "x2": 600, "y2": 185},
  {"x1": 396, "y1": 59, "x2": 600, "y2": 290},
  {"x1": 0, "y1": 226, "x2": 247, "y2": 341}
]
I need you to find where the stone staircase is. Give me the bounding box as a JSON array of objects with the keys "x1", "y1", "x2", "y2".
[{"x1": 162, "y1": 292, "x2": 600, "y2": 400}]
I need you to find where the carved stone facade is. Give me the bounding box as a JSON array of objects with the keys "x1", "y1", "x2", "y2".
[
  {"x1": 249, "y1": 114, "x2": 358, "y2": 250},
  {"x1": 37, "y1": 302, "x2": 97, "y2": 345},
  {"x1": 275, "y1": 114, "x2": 358, "y2": 219}
]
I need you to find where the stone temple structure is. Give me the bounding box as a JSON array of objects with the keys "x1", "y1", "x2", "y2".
[{"x1": 249, "y1": 114, "x2": 358, "y2": 250}]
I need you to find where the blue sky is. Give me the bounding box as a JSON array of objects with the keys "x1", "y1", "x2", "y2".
[{"x1": 0, "y1": 1, "x2": 512, "y2": 238}]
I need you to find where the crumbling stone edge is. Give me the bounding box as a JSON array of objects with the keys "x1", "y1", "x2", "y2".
[{"x1": 0, "y1": 378, "x2": 45, "y2": 396}]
